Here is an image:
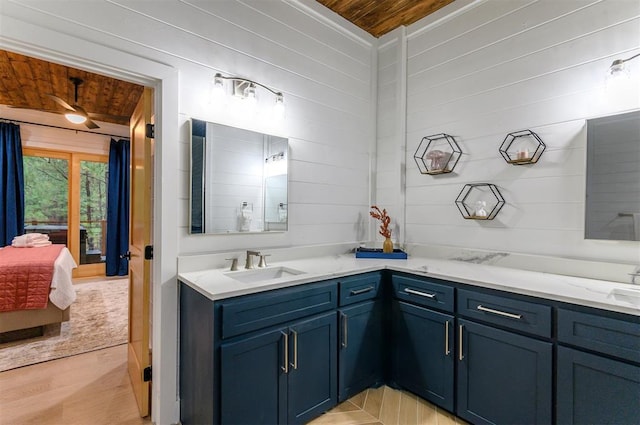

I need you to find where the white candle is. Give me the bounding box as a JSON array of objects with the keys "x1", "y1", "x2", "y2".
[{"x1": 517, "y1": 149, "x2": 529, "y2": 160}]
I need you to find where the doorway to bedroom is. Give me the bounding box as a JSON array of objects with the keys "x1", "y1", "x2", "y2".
[{"x1": 0, "y1": 49, "x2": 146, "y2": 370}]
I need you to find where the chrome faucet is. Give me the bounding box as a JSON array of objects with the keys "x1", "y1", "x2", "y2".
[{"x1": 245, "y1": 250, "x2": 261, "y2": 269}]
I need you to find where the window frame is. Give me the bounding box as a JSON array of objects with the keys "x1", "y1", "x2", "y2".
[{"x1": 23, "y1": 147, "x2": 109, "y2": 277}]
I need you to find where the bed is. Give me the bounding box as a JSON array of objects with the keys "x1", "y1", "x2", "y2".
[{"x1": 0, "y1": 245, "x2": 77, "y2": 334}]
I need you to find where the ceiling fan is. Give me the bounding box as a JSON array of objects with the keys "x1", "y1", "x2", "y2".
[{"x1": 47, "y1": 77, "x2": 100, "y2": 129}]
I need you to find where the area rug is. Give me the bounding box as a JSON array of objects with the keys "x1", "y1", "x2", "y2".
[{"x1": 0, "y1": 278, "x2": 128, "y2": 372}]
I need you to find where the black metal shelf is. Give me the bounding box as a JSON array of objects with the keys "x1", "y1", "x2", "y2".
[
  {"x1": 499, "y1": 129, "x2": 545, "y2": 165},
  {"x1": 414, "y1": 133, "x2": 462, "y2": 175},
  {"x1": 455, "y1": 183, "x2": 505, "y2": 220}
]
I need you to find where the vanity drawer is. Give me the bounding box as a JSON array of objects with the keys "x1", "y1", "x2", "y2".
[
  {"x1": 392, "y1": 274, "x2": 454, "y2": 313},
  {"x1": 220, "y1": 281, "x2": 338, "y2": 339},
  {"x1": 557, "y1": 309, "x2": 640, "y2": 363},
  {"x1": 338, "y1": 272, "x2": 381, "y2": 306},
  {"x1": 457, "y1": 289, "x2": 551, "y2": 338}
]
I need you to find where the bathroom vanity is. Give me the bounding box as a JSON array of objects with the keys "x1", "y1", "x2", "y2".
[{"x1": 178, "y1": 252, "x2": 640, "y2": 425}]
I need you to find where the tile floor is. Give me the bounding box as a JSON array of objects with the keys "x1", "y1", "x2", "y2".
[{"x1": 308, "y1": 385, "x2": 468, "y2": 425}]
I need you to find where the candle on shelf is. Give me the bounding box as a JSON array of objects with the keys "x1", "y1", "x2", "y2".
[{"x1": 517, "y1": 148, "x2": 529, "y2": 160}]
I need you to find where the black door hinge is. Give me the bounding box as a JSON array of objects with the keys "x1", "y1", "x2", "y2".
[
  {"x1": 144, "y1": 245, "x2": 153, "y2": 260},
  {"x1": 143, "y1": 366, "x2": 152, "y2": 382},
  {"x1": 145, "y1": 123, "x2": 155, "y2": 138}
]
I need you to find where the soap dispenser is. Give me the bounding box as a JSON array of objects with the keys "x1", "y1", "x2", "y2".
[{"x1": 239, "y1": 202, "x2": 253, "y2": 232}]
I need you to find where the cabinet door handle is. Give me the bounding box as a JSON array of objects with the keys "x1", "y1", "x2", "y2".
[
  {"x1": 281, "y1": 331, "x2": 289, "y2": 373},
  {"x1": 350, "y1": 286, "x2": 374, "y2": 296},
  {"x1": 458, "y1": 324, "x2": 464, "y2": 361},
  {"x1": 477, "y1": 304, "x2": 522, "y2": 320},
  {"x1": 405, "y1": 288, "x2": 436, "y2": 299},
  {"x1": 291, "y1": 330, "x2": 298, "y2": 370},
  {"x1": 445, "y1": 320, "x2": 450, "y2": 356},
  {"x1": 341, "y1": 313, "x2": 348, "y2": 348}
]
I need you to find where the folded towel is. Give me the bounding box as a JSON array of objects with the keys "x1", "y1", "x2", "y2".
[
  {"x1": 28, "y1": 233, "x2": 49, "y2": 242},
  {"x1": 12, "y1": 233, "x2": 52, "y2": 247},
  {"x1": 30, "y1": 241, "x2": 52, "y2": 247}
]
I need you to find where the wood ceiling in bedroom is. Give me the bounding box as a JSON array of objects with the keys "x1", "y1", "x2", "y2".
[{"x1": 0, "y1": 49, "x2": 143, "y2": 126}]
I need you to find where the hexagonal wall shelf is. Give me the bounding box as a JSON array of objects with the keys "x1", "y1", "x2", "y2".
[
  {"x1": 455, "y1": 183, "x2": 505, "y2": 220},
  {"x1": 414, "y1": 133, "x2": 462, "y2": 175},
  {"x1": 499, "y1": 129, "x2": 545, "y2": 165}
]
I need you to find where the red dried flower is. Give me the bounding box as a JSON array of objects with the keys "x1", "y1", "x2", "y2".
[{"x1": 370, "y1": 205, "x2": 392, "y2": 238}]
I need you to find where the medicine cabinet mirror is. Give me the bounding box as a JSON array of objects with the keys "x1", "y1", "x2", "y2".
[
  {"x1": 190, "y1": 119, "x2": 288, "y2": 234},
  {"x1": 585, "y1": 110, "x2": 640, "y2": 241}
]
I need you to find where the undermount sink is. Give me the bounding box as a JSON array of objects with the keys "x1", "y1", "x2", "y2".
[
  {"x1": 224, "y1": 266, "x2": 305, "y2": 283},
  {"x1": 609, "y1": 286, "x2": 640, "y2": 306}
]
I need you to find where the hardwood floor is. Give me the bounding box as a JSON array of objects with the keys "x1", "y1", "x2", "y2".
[
  {"x1": 0, "y1": 343, "x2": 465, "y2": 425},
  {"x1": 309, "y1": 386, "x2": 468, "y2": 425},
  {"x1": 0, "y1": 344, "x2": 149, "y2": 425}
]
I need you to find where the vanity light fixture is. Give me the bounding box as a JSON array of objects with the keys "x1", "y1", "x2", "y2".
[
  {"x1": 607, "y1": 52, "x2": 640, "y2": 79},
  {"x1": 213, "y1": 73, "x2": 284, "y2": 113}
]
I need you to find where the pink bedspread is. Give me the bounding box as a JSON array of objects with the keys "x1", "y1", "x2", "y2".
[{"x1": 0, "y1": 244, "x2": 65, "y2": 312}]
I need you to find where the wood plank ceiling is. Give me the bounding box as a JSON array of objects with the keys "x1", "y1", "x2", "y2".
[
  {"x1": 0, "y1": 49, "x2": 143, "y2": 127},
  {"x1": 316, "y1": 0, "x2": 456, "y2": 38},
  {"x1": 0, "y1": 1, "x2": 453, "y2": 126}
]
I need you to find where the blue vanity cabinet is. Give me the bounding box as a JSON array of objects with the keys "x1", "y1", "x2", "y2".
[
  {"x1": 337, "y1": 272, "x2": 384, "y2": 402},
  {"x1": 390, "y1": 273, "x2": 455, "y2": 411},
  {"x1": 556, "y1": 308, "x2": 640, "y2": 425},
  {"x1": 179, "y1": 279, "x2": 338, "y2": 425},
  {"x1": 220, "y1": 311, "x2": 337, "y2": 425},
  {"x1": 456, "y1": 289, "x2": 553, "y2": 425}
]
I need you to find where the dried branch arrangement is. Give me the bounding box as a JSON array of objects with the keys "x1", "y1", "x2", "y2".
[{"x1": 370, "y1": 205, "x2": 392, "y2": 239}]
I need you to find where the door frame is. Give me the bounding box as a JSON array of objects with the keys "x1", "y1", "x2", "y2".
[{"x1": 0, "y1": 25, "x2": 180, "y2": 424}]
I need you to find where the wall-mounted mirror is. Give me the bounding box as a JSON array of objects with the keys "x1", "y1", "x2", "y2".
[
  {"x1": 190, "y1": 119, "x2": 288, "y2": 234},
  {"x1": 585, "y1": 110, "x2": 640, "y2": 241}
]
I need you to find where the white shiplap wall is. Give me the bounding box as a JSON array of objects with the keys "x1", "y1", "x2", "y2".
[
  {"x1": 0, "y1": 1, "x2": 376, "y2": 423},
  {"x1": 384, "y1": 0, "x2": 640, "y2": 263}
]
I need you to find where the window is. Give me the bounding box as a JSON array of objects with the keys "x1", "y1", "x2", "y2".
[{"x1": 23, "y1": 148, "x2": 109, "y2": 276}]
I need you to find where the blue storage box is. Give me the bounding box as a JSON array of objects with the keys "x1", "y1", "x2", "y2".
[{"x1": 355, "y1": 247, "x2": 408, "y2": 259}]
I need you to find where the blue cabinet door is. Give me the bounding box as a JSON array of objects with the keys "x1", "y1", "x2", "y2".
[
  {"x1": 287, "y1": 311, "x2": 337, "y2": 424},
  {"x1": 392, "y1": 301, "x2": 455, "y2": 411},
  {"x1": 557, "y1": 346, "x2": 640, "y2": 425},
  {"x1": 220, "y1": 328, "x2": 288, "y2": 425},
  {"x1": 457, "y1": 319, "x2": 552, "y2": 425},
  {"x1": 338, "y1": 301, "x2": 383, "y2": 402}
]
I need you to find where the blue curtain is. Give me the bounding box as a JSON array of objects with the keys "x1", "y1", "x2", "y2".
[
  {"x1": 0, "y1": 122, "x2": 24, "y2": 247},
  {"x1": 106, "y1": 138, "x2": 130, "y2": 276}
]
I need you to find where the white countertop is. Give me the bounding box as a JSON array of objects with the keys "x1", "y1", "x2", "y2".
[{"x1": 178, "y1": 252, "x2": 640, "y2": 316}]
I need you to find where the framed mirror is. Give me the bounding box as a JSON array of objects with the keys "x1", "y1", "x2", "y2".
[
  {"x1": 190, "y1": 119, "x2": 288, "y2": 234},
  {"x1": 585, "y1": 110, "x2": 640, "y2": 241}
]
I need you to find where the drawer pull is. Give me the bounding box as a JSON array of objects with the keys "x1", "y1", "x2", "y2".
[
  {"x1": 477, "y1": 305, "x2": 522, "y2": 320},
  {"x1": 458, "y1": 324, "x2": 464, "y2": 361},
  {"x1": 341, "y1": 312, "x2": 348, "y2": 348},
  {"x1": 281, "y1": 331, "x2": 289, "y2": 374},
  {"x1": 291, "y1": 330, "x2": 298, "y2": 370},
  {"x1": 405, "y1": 288, "x2": 436, "y2": 299},
  {"x1": 445, "y1": 320, "x2": 450, "y2": 356},
  {"x1": 350, "y1": 286, "x2": 374, "y2": 296}
]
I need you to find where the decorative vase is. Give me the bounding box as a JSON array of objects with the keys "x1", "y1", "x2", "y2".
[{"x1": 383, "y1": 237, "x2": 393, "y2": 253}]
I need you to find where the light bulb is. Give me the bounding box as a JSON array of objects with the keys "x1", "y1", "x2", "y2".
[
  {"x1": 245, "y1": 83, "x2": 257, "y2": 101},
  {"x1": 608, "y1": 59, "x2": 628, "y2": 79},
  {"x1": 274, "y1": 93, "x2": 285, "y2": 119},
  {"x1": 212, "y1": 73, "x2": 225, "y2": 99},
  {"x1": 65, "y1": 112, "x2": 87, "y2": 124}
]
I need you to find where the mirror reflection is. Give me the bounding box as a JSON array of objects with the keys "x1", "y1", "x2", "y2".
[
  {"x1": 585, "y1": 110, "x2": 640, "y2": 241},
  {"x1": 190, "y1": 119, "x2": 288, "y2": 234}
]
